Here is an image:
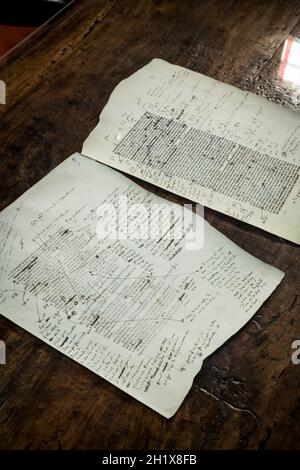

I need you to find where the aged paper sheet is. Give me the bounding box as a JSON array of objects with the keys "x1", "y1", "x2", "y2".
[
  {"x1": 0, "y1": 153, "x2": 283, "y2": 417},
  {"x1": 82, "y1": 59, "x2": 300, "y2": 244}
]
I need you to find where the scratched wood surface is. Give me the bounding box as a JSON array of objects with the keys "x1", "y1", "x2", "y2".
[{"x1": 0, "y1": 0, "x2": 300, "y2": 450}]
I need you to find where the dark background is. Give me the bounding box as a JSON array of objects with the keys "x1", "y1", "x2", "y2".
[{"x1": 0, "y1": 0, "x2": 300, "y2": 450}]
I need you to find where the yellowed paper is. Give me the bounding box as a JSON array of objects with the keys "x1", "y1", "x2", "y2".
[
  {"x1": 82, "y1": 59, "x2": 300, "y2": 244},
  {"x1": 0, "y1": 154, "x2": 283, "y2": 417}
]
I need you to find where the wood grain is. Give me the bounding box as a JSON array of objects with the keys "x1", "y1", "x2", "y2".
[{"x1": 0, "y1": 0, "x2": 300, "y2": 450}]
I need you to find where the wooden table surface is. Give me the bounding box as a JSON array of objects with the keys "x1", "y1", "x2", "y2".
[{"x1": 0, "y1": 0, "x2": 300, "y2": 450}]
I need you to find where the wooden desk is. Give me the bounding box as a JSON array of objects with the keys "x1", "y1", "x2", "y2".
[{"x1": 0, "y1": 0, "x2": 299, "y2": 450}]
